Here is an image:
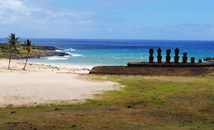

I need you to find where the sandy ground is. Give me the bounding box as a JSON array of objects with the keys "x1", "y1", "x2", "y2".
[{"x1": 0, "y1": 59, "x2": 121, "y2": 107}]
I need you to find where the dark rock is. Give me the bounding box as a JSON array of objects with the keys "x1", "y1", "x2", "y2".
[
  {"x1": 72, "y1": 125, "x2": 77, "y2": 127},
  {"x1": 204, "y1": 57, "x2": 214, "y2": 62},
  {"x1": 127, "y1": 106, "x2": 133, "y2": 108},
  {"x1": 35, "y1": 46, "x2": 57, "y2": 51},
  {"x1": 51, "y1": 52, "x2": 69, "y2": 57},
  {"x1": 10, "y1": 111, "x2": 16, "y2": 114},
  {"x1": 54, "y1": 108, "x2": 60, "y2": 111}
]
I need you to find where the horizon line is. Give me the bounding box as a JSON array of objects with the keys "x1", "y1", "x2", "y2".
[{"x1": 0, "y1": 37, "x2": 214, "y2": 42}]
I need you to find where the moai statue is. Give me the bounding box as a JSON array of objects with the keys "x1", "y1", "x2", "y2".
[
  {"x1": 149, "y1": 48, "x2": 154, "y2": 63},
  {"x1": 174, "y1": 48, "x2": 179, "y2": 63},
  {"x1": 166, "y1": 49, "x2": 171, "y2": 63},
  {"x1": 198, "y1": 59, "x2": 202, "y2": 63},
  {"x1": 182, "y1": 52, "x2": 188, "y2": 63},
  {"x1": 157, "y1": 48, "x2": 162, "y2": 63},
  {"x1": 191, "y1": 57, "x2": 195, "y2": 63}
]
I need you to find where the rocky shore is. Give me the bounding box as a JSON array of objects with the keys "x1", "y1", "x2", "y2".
[
  {"x1": 0, "y1": 43, "x2": 69, "y2": 59},
  {"x1": 204, "y1": 57, "x2": 214, "y2": 62}
]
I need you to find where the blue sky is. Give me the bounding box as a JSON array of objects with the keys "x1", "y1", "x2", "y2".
[{"x1": 0, "y1": 0, "x2": 214, "y2": 40}]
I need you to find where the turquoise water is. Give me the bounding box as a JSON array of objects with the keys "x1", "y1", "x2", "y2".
[{"x1": 0, "y1": 38, "x2": 214, "y2": 68}]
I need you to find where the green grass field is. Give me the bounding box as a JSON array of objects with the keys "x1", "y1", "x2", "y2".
[{"x1": 0, "y1": 75, "x2": 213, "y2": 130}]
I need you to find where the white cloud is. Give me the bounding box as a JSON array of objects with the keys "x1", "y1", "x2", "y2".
[
  {"x1": 0, "y1": 0, "x2": 95, "y2": 25},
  {"x1": 0, "y1": 0, "x2": 24, "y2": 10},
  {"x1": 0, "y1": 0, "x2": 40, "y2": 15},
  {"x1": 0, "y1": 0, "x2": 208, "y2": 39},
  {"x1": 0, "y1": 0, "x2": 41, "y2": 24}
]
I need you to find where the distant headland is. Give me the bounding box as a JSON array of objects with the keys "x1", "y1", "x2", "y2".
[{"x1": 0, "y1": 43, "x2": 69, "y2": 59}]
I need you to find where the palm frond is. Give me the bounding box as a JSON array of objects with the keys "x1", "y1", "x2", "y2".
[{"x1": 23, "y1": 39, "x2": 32, "y2": 53}]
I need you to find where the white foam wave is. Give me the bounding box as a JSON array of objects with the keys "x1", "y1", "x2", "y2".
[
  {"x1": 55, "y1": 49, "x2": 62, "y2": 52},
  {"x1": 71, "y1": 54, "x2": 83, "y2": 57},
  {"x1": 64, "y1": 48, "x2": 76, "y2": 51},
  {"x1": 47, "y1": 56, "x2": 68, "y2": 60},
  {"x1": 64, "y1": 55, "x2": 71, "y2": 58},
  {"x1": 66, "y1": 52, "x2": 83, "y2": 57}
]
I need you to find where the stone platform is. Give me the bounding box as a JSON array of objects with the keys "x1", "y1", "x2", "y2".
[
  {"x1": 128, "y1": 62, "x2": 214, "y2": 67},
  {"x1": 89, "y1": 62, "x2": 214, "y2": 75}
]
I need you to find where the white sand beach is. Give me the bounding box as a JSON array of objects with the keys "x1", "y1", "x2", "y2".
[{"x1": 0, "y1": 59, "x2": 120, "y2": 107}]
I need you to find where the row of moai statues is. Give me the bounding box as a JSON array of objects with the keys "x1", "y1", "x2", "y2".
[{"x1": 149, "y1": 48, "x2": 202, "y2": 63}]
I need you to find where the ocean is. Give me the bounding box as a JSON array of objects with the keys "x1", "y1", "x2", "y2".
[{"x1": 0, "y1": 38, "x2": 214, "y2": 68}]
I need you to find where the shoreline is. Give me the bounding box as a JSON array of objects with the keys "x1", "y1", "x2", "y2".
[
  {"x1": 24, "y1": 59, "x2": 95, "y2": 70},
  {"x1": 0, "y1": 59, "x2": 121, "y2": 107}
]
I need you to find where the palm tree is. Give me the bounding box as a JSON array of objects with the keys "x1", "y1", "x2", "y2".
[
  {"x1": 7, "y1": 33, "x2": 20, "y2": 69},
  {"x1": 23, "y1": 39, "x2": 32, "y2": 70}
]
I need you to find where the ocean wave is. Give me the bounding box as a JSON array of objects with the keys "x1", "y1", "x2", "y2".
[
  {"x1": 71, "y1": 54, "x2": 83, "y2": 57},
  {"x1": 47, "y1": 56, "x2": 68, "y2": 60},
  {"x1": 55, "y1": 48, "x2": 76, "y2": 52},
  {"x1": 55, "y1": 49, "x2": 63, "y2": 52},
  {"x1": 64, "y1": 48, "x2": 76, "y2": 51},
  {"x1": 64, "y1": 55, "x2": 71, "y2": 58},
  {"x1": 65, "y1": 52, "x2": 83, "y2": 57}
]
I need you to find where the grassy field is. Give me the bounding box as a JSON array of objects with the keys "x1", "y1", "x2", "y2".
[{"x1": 0, "y1": 75, "x2": 213, "y2": 130}]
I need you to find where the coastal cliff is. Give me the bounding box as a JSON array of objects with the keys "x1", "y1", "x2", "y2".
[{"x1": 0, "y1": 43, "x2": 69, "y2": 59}]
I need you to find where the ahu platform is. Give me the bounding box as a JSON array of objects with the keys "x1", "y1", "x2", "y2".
[{"x1": 90, "y1": 48, "x2": 214, "y2": 75}]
